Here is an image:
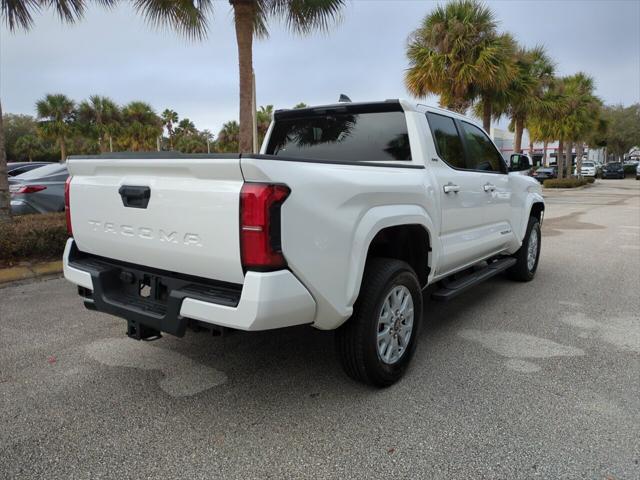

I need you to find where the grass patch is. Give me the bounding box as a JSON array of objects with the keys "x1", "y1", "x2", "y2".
[
  {"x1": 0, "y1": 213, "x2": 68, "y2": 267},
  {"x1": 543, "y1": 178, "x2": 589, "y2": 188}
]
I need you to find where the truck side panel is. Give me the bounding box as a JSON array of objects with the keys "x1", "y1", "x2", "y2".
[{"x1": 240, "y1": 156, "x2": 436, "y2": 330}]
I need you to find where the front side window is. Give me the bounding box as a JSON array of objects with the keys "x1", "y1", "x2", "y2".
[
  {"x1": 460, "y1": 122, "x2": 506, "y2": 173},
  {"x1": 266, "y1": 111, "x2": 411, "y2": 162},
  {"x1": 426, "y1": 112, "x2": 465, "y2": 169}
]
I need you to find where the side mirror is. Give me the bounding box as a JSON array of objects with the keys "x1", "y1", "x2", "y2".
[{"x1": 509, "y1": 153, "x2": 532, "y2": 172}]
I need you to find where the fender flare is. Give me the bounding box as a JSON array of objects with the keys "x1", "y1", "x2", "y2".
[
  {"x1": 519, "y1": 192, "x2": 545, "y2": 241},
  {"x1": 344, "y1": 204, "x2": 438, "y2": 308}
]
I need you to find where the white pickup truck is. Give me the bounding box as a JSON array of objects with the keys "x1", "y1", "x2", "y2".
[{"x1": 63, "y1": 100, "x2": 544, "y2": 387}]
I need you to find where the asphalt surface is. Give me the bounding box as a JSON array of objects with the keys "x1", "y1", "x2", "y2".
[{"x1": 1, "y1": 179, "x2": 639, "y2": 479}]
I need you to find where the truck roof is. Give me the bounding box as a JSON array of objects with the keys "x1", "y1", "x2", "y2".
[{"x1": 275, "y1": 99, "x2": 480, "y2": 127}]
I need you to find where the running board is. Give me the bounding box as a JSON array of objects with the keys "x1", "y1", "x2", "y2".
[{"x1": 431, "y1": 257, "x2": 517, "y2": 302}]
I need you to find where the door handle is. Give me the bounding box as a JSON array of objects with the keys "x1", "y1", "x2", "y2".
[
  {"x1": 443, "y1": 183, "x2": 460, "y2": 194},
  {"x1": 118, "y1": 185, "x2": 151, "y2": 209},
  {"x1": 483, "y1": 183, "x2": 496, "y2": 192}
]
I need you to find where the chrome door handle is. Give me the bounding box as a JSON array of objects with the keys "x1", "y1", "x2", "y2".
[
  {"x1": 443, "y1": 183, "x2": 460, "y2": 194},
  {"x1": 483, "y1": 183, "x2": 496, "y2": 192}
]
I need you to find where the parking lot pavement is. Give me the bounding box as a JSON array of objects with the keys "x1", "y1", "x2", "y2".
[{"x1": 1, "y1": 179, "x2": 638, "y2": 480}]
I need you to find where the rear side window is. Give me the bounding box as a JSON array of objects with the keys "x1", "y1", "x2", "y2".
[
  {"x1": 460, "y1": 122, "x2": 506, "y2": 173},
  {"x1": 426, "y1": 113, "x2": 465, "y2": 169},
  {"x1": 266, "y1": 111, "x2": 411, "y2": 161}
]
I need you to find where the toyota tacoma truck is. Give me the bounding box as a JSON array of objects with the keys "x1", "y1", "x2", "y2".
[{"x1": 63, "y1": 100, "x2": 544, "y2": 387}]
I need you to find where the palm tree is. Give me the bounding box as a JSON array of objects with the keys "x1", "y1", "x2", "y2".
[
  {"x1": 405, "y1": 0, "x2": 516, "y2": 129},
  {"x1": 161, "y1": 109, "x2": 178, "y2": 150},
  {"x1": 134, "y1": 0, "x2": 345, "y2": 152},
  {"x1": 36, "y1": 93, "x2": 76, "y2": 163},
  {"x1": 216, "y1": 120, "x2": 240, "y2": 153},
  {"x1": 119, "y1": 101, "x2": 163, "y2": 152},
  {"x1": 558, "y1": 73, "x2": 602, "y2": 177},
  {"x1": 527, "y1": 118, "x2": 555, "y2": 167},
  {"x1": 201, "y1": 129, "x2": 214, "y2": 153},
  {"x1": 78, "y1": 95, "x2": 120, "y2": 153},
  {"x1": 294, "y1": 102, "x2": 308, "y2": 109},
  {"x1": 176, "y1": 118, "x2": 197, "y2": 136},
  {"x1": 476, "y1": 45, "x2": 555, "y2": 153},
  {"x1": 256, "y1": 104, "x2": 273, "y2": 145}
]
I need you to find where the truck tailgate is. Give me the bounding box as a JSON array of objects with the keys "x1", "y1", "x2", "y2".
[{"x1": 67, "y1": 155, "x2": 245, "y2": 284}]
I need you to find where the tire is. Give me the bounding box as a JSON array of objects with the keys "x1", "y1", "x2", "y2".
[
  {"x1": 336, "y1": 258, "x2": 423, "y2": 388},
  {"x1": 507, "y1": 216, "x2": 541, "y2": 282}
]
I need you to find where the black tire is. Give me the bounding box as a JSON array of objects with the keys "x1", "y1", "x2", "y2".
[
  {"x1": 507, "y1": 216, "x2": 541, "y2": 282},
  {"x1": 335, "y1": 258, "x2": 422, "y2": 388}
]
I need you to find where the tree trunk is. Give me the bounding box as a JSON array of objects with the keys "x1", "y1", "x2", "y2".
[
  {"x1": 528, "y1": 138, "x2": 534, "y2": 164},
  {"x1": 99, "y1": 135, "x2": 107, "y2": 154},
  {"x1": 482, "y1": 98, "x2": 491, "y2": 132},
  {"x1": 0, "y1": 100, "x2": 11, "y2": 223},
  {"x1": 233, "y1": 1, "x2": 255, "y2": 153},
  {"x1": 514, "y1": 117, "x2": 524, "y2": 153},
  {"x1": 565, "y1": 142, "x2": 573, "y2": 177},
  {"x1": 543, "y1": 141, "x2": 548, "y2": 167},
  {"x1": 557, "y1": 139, "x2": 564, "y2": 179},
  {"x1": 575, "y1": 143, "x2": 584, "y2": 178},
  {"x1": 109, "y1": 135, "x2": 113, "y2": 153},
  {"x1": 60, "y1": 137, "x2": 67, "y2": 163}
]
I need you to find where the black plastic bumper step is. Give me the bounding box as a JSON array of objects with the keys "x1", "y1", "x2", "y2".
[{"x1": 431, "y1": 257, "x2": 517, "y2": 302}]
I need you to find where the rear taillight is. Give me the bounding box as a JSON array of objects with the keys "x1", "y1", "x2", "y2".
[
  {"x1": 65, "y1": 176, "x2": 72, "y2": 237},
  {"x1": 10, "y1": 185, "x2": 47, "y2": 194},
  {"x1": 240, "y1": 183, "x2": 290, "y2": 270}
]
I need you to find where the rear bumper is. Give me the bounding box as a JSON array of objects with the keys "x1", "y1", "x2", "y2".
[{"x1": 63, "y1": 239, "x2": 316, "y2": 334}]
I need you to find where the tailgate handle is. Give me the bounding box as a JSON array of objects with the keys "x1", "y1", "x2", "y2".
[{"x1": 118, "y1": 185, "x2": 151, "y2": 209}]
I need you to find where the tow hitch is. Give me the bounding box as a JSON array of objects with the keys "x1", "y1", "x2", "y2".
[{"x1": 127, "y1": 319, "x2": 162, "y2": 341}]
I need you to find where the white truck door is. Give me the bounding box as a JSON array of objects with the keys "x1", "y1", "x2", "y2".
[
  {"x1": 457, "y1": 121, "x2": 513, "y2": 253},
  {"x1": 425, "y1": 112, "x2": 495, "y2": 275}
]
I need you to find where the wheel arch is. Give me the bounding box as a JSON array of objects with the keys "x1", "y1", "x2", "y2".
[
  {"x1": 345, "y1": 205, "x2": 436, "y2": 309},
  {"x1": 518, "y1": 193, "x2": 544, "y2": 241}
]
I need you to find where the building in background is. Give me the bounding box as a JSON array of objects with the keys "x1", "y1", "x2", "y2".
[{"x1": 491, "y1": 127, "x2": 579, "y2": 167}]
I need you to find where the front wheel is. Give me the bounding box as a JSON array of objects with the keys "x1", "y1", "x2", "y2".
[
  {"x1": 507, "y1": 216, "x2": 541, "y2": 282},
  {"x1": 336, "y1": 258, "x2": 423, "y2": 387}
]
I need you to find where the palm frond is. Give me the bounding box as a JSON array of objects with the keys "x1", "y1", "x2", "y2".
[
  {"x1": 133, "y1": 0, "x2": 212, "y2": 40},
  {"x1": 2, "y1": 0, "x2": 40, "y2": 30},
  {"x1": 267, "y1": 0, "x2": 345, "y2": 35}
]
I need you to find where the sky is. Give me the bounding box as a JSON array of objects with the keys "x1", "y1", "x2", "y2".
[{"x1": 1, "y1": 0, "x2": 639, "y2": 134}]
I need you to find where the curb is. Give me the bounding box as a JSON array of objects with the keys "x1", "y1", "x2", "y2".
[
  {"x1": 543, "y1": 183, "x2": 594, "y2": 192},
  {"x1": 0, "y1": 260, "x2": 63, "y2": 285}
]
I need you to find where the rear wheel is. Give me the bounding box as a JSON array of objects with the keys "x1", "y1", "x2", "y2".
[
  {"x1": 507, "y1": 216, "x2": 541, "y2": 282},
  {"x1": 336, "y1": 258, "x2": 422, "y2": 387}
]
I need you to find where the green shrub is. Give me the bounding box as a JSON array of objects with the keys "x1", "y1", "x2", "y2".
[
  {"x1": 623, "y1": 164, "x2": 636, "y2": 176},
  {"x1": 0, "y1": 212, "x2": 68, "y2": 265},
  {"x1": 586, "y1": 177, "x2": 596, "y2": 184},
  {"x1": 543, "y1": 178, "x2": 589, "y2": 188}
]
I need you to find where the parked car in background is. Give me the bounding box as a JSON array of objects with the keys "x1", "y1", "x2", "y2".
[
  {"x1": 636, "y1": 163, "x2": 639, "y2": 180},
  {"x1": 9, "y1": 163, "x2": 69, "y2": 215},
  {"x1": 575, "y1": 161, "x2": 597, "y2": 177},
  {"x1": 533, "y1": 166, "x2": 557, "y2": 182},
  {"x1": 601, "y1": 162, "x2": 625, "y2": 179},
  {"x1": 7, "y1": 162, "x2": 52, "y2": 177}
]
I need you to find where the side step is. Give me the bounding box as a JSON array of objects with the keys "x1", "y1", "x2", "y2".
[{"x1": 431, "y1": 257, "x2": 517, "y2": 302}]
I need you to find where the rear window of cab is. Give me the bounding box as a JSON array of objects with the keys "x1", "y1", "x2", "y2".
[{"x1": 266, "y1": 108, "x2": 411, "y2": 162}]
